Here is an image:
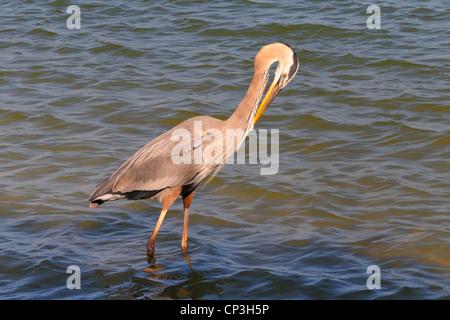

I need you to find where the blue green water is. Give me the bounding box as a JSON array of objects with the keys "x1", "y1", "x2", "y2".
[{"x1": 0, "y1": 0, "x2": 448, "y2": 299}]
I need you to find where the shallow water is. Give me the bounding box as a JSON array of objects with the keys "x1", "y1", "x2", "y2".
[{"x1": 0, "y1": 0, "x2": 449, "y2": 299}]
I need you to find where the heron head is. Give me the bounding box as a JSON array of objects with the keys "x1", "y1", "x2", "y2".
[{"x1": 253, "y1": 43, "x2": 299, "y2": 124}]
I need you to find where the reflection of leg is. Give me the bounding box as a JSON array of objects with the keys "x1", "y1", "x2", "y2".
[
  {"x1": 181, "y1": 190, "x2": 195, "y2": 252},
  {"x1": 146, "y1": 188, "x2": 181, "y2": 257}
]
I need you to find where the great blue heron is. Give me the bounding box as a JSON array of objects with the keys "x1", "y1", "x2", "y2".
[{"x1": 89, "y1": 43, "x2": 299, "y2": 257}]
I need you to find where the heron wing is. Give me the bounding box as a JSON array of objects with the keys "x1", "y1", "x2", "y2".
[
  {"x1": 112, "y1": 132, "x2": 199, "y2": 193},
  {"x1": 89, "y1": 116, "x2": 224, "y2": 202}
]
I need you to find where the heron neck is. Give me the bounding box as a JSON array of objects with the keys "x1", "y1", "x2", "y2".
[{"x1": 227, "y1": 69, "x2": 266, "y2": 132}]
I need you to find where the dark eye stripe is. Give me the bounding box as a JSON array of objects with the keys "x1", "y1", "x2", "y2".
[{"x1": 288, "y1": 51, "x2": 299, "y2": 78}]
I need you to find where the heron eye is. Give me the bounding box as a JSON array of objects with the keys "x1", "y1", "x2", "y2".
[{"x1": 283, "y1": 73, "x2": 287, "y2": 78}]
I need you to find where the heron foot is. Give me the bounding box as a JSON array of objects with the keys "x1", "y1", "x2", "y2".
[
  {"x1": 146, "y1": 254, "x2": 156, "y2": 265},
  {"x1": 146, "y1": 242, "x2": 155, "y2": 258},
  {"x1": 146, "y1": 247, "x2": 155, "y2": 264}
]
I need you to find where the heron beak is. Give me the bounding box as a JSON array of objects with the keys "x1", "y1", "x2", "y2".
[{"x1": 253, "y1": 74, "x2": 282, "y2": 124}]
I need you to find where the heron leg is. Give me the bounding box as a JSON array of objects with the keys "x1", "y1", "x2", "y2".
[
  {"x1": 146, "y1": 188, "x2": 181, "y2": 257},
  {"x1": 181, "y1": 190, "x2": 195, "y2": 252}
]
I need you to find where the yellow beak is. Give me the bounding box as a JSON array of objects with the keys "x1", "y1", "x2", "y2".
[{"x1": 253, "y1": 75, "x2": 281, "y2": 124}]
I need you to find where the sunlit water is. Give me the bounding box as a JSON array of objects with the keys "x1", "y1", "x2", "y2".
[{"x1": 0, "y1": 0, "x2": 448, "y2": 299}]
